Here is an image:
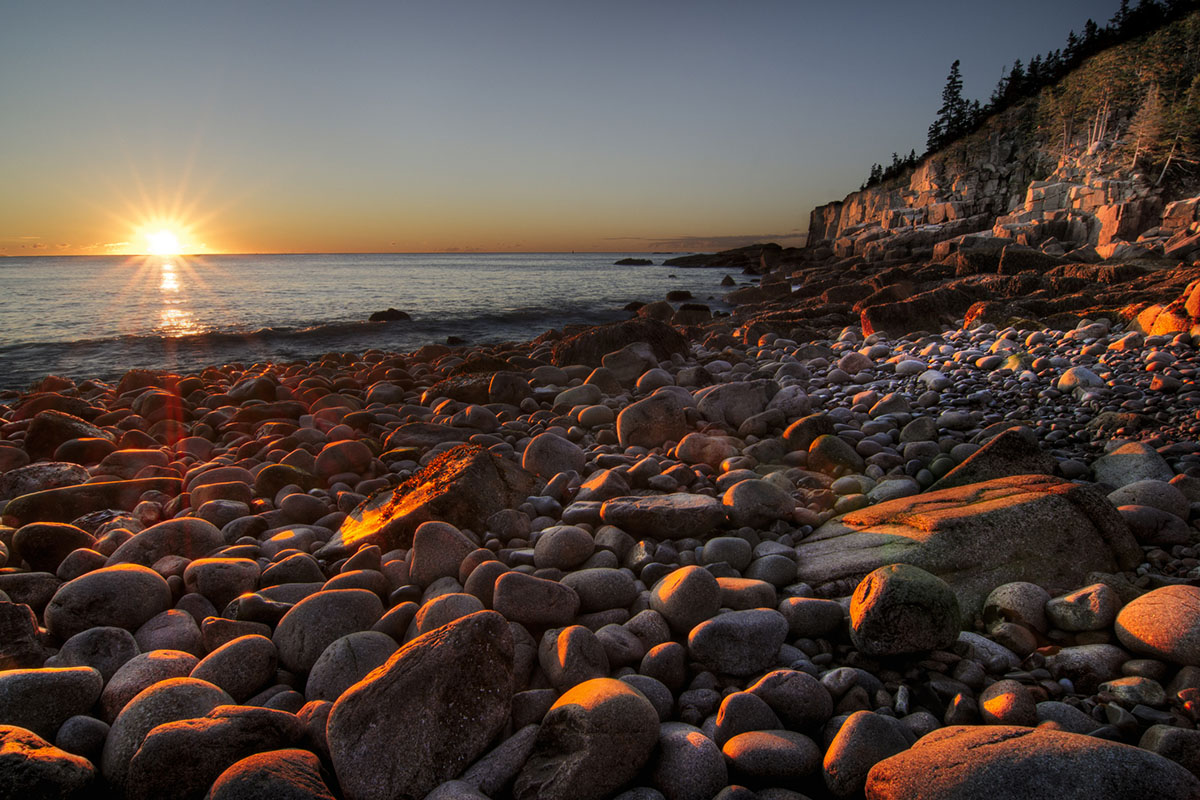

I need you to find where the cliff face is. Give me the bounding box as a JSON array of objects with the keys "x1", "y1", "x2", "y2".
[{"x1": 805, "y1": 12, "x2": 1200, "y2": 267}]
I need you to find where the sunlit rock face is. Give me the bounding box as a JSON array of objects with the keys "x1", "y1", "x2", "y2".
[
  {"x1": 865, "y1": 725, "x2": 1200, "y2": 799},
  {"x1": 318, "y1": 445, "x2": 540, "y2": 558},
  {"x1": 795, "y1": 474, "x2": 1141, "y2": 617}
]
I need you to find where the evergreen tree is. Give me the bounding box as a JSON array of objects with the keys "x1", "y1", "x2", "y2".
[
  {"x1": 1112, "y1": 0, "x2": 1132, "y2": 31},
  {"x1": 1065, "y1": 30, "x2": 1081, "y2": 63},
  {"x1": 1004, "y1": 59, "x2": 1027, "y2": 103},
  {"x1": 928, "y1": 60, "x2": 969, "y2": 151}
]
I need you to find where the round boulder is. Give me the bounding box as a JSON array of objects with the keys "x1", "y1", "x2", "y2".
[
  {"x1": 44, "y1": 564, "x2": 172, "y2": 640},
  {"x1": 1115, "y1": 584, "x2": 1200, "y2": 666},
  {"x1": 849, "y1": 564, "x2": 960, "y2": 656},
  {"x1": 515, "y1": 677, "x2": 660, "y2": 800}
]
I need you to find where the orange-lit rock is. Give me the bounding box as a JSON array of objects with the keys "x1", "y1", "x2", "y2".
[
  {"x1": 327, "y1": 610, "x2": 513, "y2": 800},
  {"x1": 865, "y1": 725, "x2": 1200, "y2": 799},
  {"x1": 318, "y1": 445, "x2": 539, "y2": 557},
  {"x1": 795, "y1": 474, "x2": 1141, "y2": 616}
]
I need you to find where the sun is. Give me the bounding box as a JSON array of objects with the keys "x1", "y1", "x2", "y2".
[{"x1": 145, "y1": 229, "x2": 182, "y2": 256}]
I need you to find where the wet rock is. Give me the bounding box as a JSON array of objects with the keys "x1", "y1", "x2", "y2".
[{"x1": 327, "y1": 611, "x2": 513, "y2": 800}]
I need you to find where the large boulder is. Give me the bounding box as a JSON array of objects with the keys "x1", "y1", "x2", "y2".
[
  {"x1": 514, "y1": 677, "x2": 660, "y2": 800},
  {"x1": 106, "y1": 517, "x2": 224, "y2": 566},
  {"x1": 123, "y1": 705, "x2": 308, "y2": 800},
  {"x1": 927, "y1": 427, "x2": 1057, "y2": 492},
  {"x1": 44, "y1": 565, "x2": 173, "y2": 640},
  {"x1": 2, "y1": 478, "x2": 182, "y2": 526},
  {"x1": 318, "y1": 445, "x2": 539, "y2": 557},
  {"x1": 549, "y1": 318, "x2": 688, "y2": 368},
  {"x1": 1115, "y1": 584, "x2": 1200, "y2": 666},
  {"x1": 327, "y1": 610, "x2": 514, "y2": 800},
  {"x1": 865, "y1": 725, "x2": 1200, "y2": 799},
  {"x1": 0, "y1": 724, "x2": 96, "y2": 799},
  {"x1": 795, "y1": 475, "x2": 1140, "y2": 616}
]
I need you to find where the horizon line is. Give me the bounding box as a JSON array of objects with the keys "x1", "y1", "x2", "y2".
[{"x1": 0, "y1": 243, "x2": 804, "y2": 259}]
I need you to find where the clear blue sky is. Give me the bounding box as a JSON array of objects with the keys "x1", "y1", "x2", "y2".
[{"x1": 0, "y1": 0, "x2": 1122, "y2": 254}]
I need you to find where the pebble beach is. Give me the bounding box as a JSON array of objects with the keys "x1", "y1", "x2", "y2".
[{"x1": 3, "y1": 289, "x2": 1200, "y2": 800}]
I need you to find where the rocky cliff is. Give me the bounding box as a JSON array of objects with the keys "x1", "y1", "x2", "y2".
[{"x1": 805, "y1": 11, "x2": 1200, "y2": 267}]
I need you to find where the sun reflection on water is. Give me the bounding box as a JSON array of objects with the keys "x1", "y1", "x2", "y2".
[{"x1": 155, "y1": 258, "x2": 200, "y2": 336}]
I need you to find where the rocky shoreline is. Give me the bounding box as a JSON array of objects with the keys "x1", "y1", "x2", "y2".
[{"x1": 3, "y1": 287, "x2": 1200, "y2": 799}]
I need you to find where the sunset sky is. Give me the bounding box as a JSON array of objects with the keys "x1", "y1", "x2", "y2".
[{"x1": 1, "y1": 0, "x2": 1120, "y2": 256}]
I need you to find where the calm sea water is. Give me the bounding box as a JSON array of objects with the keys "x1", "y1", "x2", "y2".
[{"x1": 0, "y1": 253, "x2": 731, "y2": 390}]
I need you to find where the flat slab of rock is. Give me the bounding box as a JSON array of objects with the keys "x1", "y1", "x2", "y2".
[
  {"x1": 795, "y1": 475, "x2": 1140, "y2": 616},
  {"x1": 865, "y1": 725, "x2": 1200, "y2": 799},
  {"x1": 2, "y1": 478, "x2": 182, "y2": 526},
  {"x1": 319, "y1": 445, "x2": 539, "y2": 557},
  {"x1": 600, "y1": 494, "x2": 726, "y2": 540}
]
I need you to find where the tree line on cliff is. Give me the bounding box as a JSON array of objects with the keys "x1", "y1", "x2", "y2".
[{"x1": 861, "y1": 0, "x2": 1200, "y2": 191}]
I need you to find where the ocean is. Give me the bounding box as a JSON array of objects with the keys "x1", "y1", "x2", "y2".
[{"x1": 0, "y1": 252, "x2": 732, "y2": 391}]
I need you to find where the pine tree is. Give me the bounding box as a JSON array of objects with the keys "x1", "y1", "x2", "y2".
[
  {"x1": 1112, "y1": 0, "x2": 1132, "y2": 32},
  {"x1": 1004, "y1": 59, "x2": 1027, "y2": 103},
  {"x1": 928, "y1": 60, "x2": 969, "y2": 151},
  {"x1": 1065, "y1": 30, "x2": 1080, "y2": 63}
]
